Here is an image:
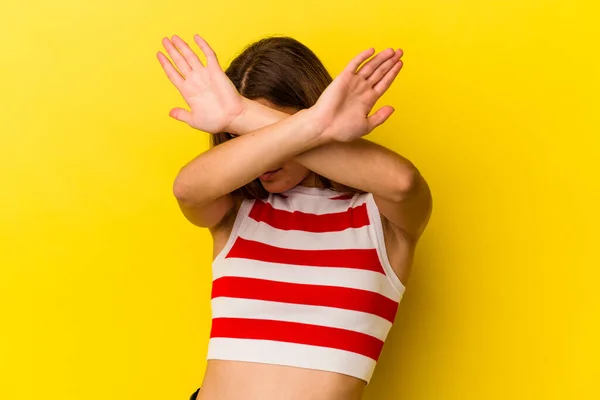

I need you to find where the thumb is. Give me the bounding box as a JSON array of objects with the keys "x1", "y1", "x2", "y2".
[
  {"x1": 367, "y1": 106, "x2": 395, "y2": 133},
  {"x1": 169, "y1": 108, "x2": 193, "y2": 126}
]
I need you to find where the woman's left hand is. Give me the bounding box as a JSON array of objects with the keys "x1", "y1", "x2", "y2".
[
  {"x1": 157, "y1": 35, "x2": 245, "y2": 134},
  {"x1": 310, "y1": 47, "x2": 404, "y2": 142}
]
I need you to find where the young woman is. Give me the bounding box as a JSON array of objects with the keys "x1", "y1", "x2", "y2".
[{"x1": 157, "y1": 34, "x2": 432, "y2": 400}]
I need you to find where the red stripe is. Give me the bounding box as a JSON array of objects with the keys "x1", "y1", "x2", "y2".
[
  {"x1": 330, "y1": 194, "x2": 354, "y2": 200},
  {"x1": 211, "y1": 276, "x2": 398, "y2": 323},
  {"x1": 249, "y1": 200, "x2": 369, "y2": 232},
  {"x1": 226, "y1": 237, "x2": 385, "y2": 273},
  {"x1": 210, "y1": 317, "x2": 384, "y2": 360}
]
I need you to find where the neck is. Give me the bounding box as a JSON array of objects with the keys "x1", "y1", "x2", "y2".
[{"x1": 298, "y1": 172, "x2": 323, "y2": 188}]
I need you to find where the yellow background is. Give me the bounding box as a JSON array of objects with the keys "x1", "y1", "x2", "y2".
[{"x1": 1, "y1": 0, "x2": 598, "y2": 399}]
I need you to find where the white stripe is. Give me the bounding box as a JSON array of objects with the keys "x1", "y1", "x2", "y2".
[
  {"x1": 238, "y1": 217, "x2": 375, "y2": 250},
  {"x1": 266, "y1": 192, "x2": 369, "y2": 216},
  {"x1": 212, "y1": 258, "x2": 402, "y2": 302},
  {"x1": 207, "y1": 337, "x2": 377, "y2": 383},
  {"x1": 211, "y1": 297, "x2": 392, "y2": 341},
  {"x1": 213, "y1": 199, "x2": 253, "y2": 262}
]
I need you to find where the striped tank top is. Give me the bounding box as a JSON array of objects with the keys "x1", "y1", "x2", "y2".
[{"x1": 207, "y1": 186, "x2": 405, "y2": 383}]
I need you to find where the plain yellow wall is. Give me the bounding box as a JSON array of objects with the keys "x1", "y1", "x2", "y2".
[{"x1": 1, "y1": 1, "x2": 598, "y2": 399}]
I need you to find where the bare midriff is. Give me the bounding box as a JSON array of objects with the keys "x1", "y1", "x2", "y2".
[{"x1": 197, "y1": 360, "x2": 366, "y2": 400}]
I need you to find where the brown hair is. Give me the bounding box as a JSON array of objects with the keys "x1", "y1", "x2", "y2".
[{"x1": 212, "y1": 36, "x2": 362, "y2": 200}]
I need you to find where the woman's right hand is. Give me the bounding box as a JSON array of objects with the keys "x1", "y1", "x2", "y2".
[
  {"x1": 310, "y1": 47, "x2": 404, "y2": 142},
  {"x1": 157, "y1": 35, "x2": 245, "y2": 134}
]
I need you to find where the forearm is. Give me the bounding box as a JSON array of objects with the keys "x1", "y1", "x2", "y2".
[
  {"x1": 231, "y1": 99, "x2": 419, "y2": 201},
  {"x1": 296, "y1": 139, "x2": 419, "y2": 201},
  {"x1": 174, "y1": 109, "x2": 326, "y2": 204}
]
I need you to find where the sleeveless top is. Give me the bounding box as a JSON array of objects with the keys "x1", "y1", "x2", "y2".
[{"x1": 207, "y1": 186, "x2": 405, "y2": 383}]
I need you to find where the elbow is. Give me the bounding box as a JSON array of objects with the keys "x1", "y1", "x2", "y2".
[
  {"x1": 173, "y1": 171, "x2": 203, "y2": 205},
  {"x1": 173, "y1": 164, "x2": 220, "y2": 206},
  {"x1": 172, "y1": 176, "x2": 192, "y2": 203},
  {"x1": 389, "y1": 165, "x2": 421, "y2": 202}
]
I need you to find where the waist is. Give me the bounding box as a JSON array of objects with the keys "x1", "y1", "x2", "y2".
[{"x1": 199, "y1": 360, "x2": 365, "y2": 400}]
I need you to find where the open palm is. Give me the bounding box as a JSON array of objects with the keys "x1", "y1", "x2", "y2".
[
  {"x1": 313, "y1": 47, "x2": 404, "y2": 142},
  {"x1": 157, "y1": 35, "x2": 244, "y2": 134}
]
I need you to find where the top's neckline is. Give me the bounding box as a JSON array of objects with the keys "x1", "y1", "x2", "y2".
[{"x1": 284, "y1": 186, "x2": 341, "y2": 196}]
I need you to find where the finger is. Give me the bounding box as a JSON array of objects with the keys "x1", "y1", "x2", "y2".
[
  {"x1": 357, "y1": 48, "x2": 395, "y2": 79},
  {"x1": 343, "y1": 48, "x2": 376, "y2": 75},
  {"x1": 162, "y1": 37, "x2": 192, "y2": 76},
  {"x1": 367, "y1": 49, "x2": 403, "y2": 86},
  {"x1": 367, "y1": 106, "x2": 395, "y2": 133},
  {"x1": 171, "y1": 35, "x2": 204, "y2": 69},
  {"x1": 169, "y1": 107, "x2": 193, "y2": 125},
  {"x1": 373, "y1": 60, "x2": 403, "y2": 96},
  {"x1": 194, "y1": 35, "x2": 220, "y2": 68},
  {"x1": 157, "y1": 52, "x2": 184, "y2": 88}
]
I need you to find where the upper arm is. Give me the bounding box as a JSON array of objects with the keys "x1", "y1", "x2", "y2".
[
  {"x1": 176, "y1": 194, "x2": 237, "y2": 229},
  {"x1": 374, "y1": 174, "x2": 433, "y2": 242}
]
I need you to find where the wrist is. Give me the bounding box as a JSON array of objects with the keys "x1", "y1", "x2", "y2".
[
  {"x1": 304, "y1": 106, "x2": 332, "y2": 143},
  {"x1": 225, "y1": 97, "x2": 252, "y2": 135},
  {"x1": 227, "y1": 97, "x2": 295, "y2": 136},
  {"x1": 299, "y1": 107, "x2": 331, "y2": 147}
]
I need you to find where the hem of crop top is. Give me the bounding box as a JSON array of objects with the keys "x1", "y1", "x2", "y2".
[{"x1": 207, "y1": 337, "x2": 377, "y2": 383}]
